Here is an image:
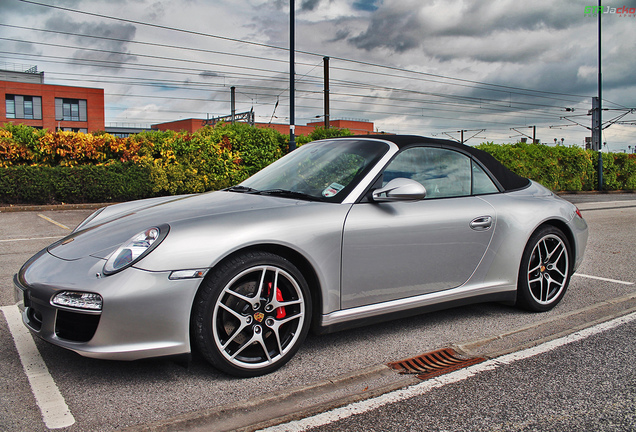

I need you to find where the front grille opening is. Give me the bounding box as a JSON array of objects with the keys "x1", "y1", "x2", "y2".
[
  {"x1": 388, "y1": 347, "x2": 486, "y2": 380},
  {"x1": 55, "y1": 310, "x2": 100, "y2": 342}
]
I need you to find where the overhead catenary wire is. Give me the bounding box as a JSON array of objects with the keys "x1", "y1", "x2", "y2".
[
  {"x1": 3, "y1": 0, "x2": 614, "y2": 142},
  {"x1": 1, "y1": 11, "x2": 592, "y2": 111},
  {"x1": 2, "y1": 44, "x2": 578, "y2": 126},
  {"x1": 1, "y1": 44, "x2": 582, "y2": 116},
  {"x1": 9, "y1": 0, "x2": 593, "y2": 100}
]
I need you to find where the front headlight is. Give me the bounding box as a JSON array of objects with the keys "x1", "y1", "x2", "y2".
[{"x1": 103, "y1": 225, "x2": 169, "y2": 275}]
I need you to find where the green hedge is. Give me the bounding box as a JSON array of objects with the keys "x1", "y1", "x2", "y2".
[
  {"x1": 0, "y1": 123, "x2": 354, "y2": 204},
  {"x1": 1, "y1": 123, "x2": 634, "y2": 205},
  {"x1": 475, "y1": 142, "x2": 636, "y2": 192},
  {"x1": 0, "y1": 163, "x2": 154, "y2": 205}
]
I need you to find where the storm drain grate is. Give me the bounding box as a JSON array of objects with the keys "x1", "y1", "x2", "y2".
[{"x1": 387, "y1": 347, "x2": 486, "y2": 381}]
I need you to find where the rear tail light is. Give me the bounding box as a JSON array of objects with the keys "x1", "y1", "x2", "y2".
[{"x1": 575, "y1": 207, "x2": 583, "y2": 219}]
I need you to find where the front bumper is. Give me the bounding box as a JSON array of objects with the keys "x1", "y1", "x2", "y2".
[{"x1": 14, "y1": 251, "x2": 204, "y2": 360}]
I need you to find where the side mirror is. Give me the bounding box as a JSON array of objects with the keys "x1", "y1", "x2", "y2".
[{"x1": 372, "y1": 178, "x2": 427, "y2": 202}]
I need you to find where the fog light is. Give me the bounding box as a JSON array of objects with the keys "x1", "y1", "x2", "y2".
[{"x1": 52, "y1": 291, "x2": 103, "y2": 311}]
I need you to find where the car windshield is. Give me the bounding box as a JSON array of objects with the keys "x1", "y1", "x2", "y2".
[{"x1": 236, "y1": 139, "x2": 389, "y2": 202}]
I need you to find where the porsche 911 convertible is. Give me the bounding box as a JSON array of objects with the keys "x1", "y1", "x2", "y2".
[{"x1": 14, "y1": 135, "x2": 588, "y2": 376}]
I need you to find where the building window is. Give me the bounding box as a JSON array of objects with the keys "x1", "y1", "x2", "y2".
[
  {"x1": 55, "y1": 98, "x2": 87, "y2": 122},
  {"x1": 64, "y1": 100, "x2": 78, "y2": 121},
  {"x1": 5, "y1": 95, "x2": 42, "y2": 120},
  {"x1": 24, "y1": 97, "x2": 34, "y2": 119},
  {"x1": 5, "y1": 97, "x2": 15, "y2": 118}
]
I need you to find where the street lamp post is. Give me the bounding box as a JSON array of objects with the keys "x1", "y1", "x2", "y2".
[
  {"x1": 597, "y1": 0, "x2": 603, "y2": 190},
  {"x1": 289, "y1": 0, "x2": 296, "y2": 152}
]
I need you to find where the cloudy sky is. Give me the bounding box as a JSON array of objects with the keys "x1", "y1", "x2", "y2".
[{"x1": 1, "y1": 0, "x2": 636, "y2": 151}]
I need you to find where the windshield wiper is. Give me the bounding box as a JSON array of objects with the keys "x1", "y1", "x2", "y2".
[
  {"x1": 253, "y1": 189, "x2": 321, "y2": 201},
  {"x1": 224, "y1": 185, "x2": 258, "y2": 193}
]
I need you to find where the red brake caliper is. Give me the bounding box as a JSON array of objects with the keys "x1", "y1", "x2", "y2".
[{"x1": 267, "y1": 283, "x2": 287, "y2": 319}]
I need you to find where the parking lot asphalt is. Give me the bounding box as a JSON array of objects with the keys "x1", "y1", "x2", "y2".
[
  {"x1": 289, "y1": 312, "x2": 636, "y2": 432},
  {"x1": 0, "y1": 194, "x2": 634, "y2": 431}
]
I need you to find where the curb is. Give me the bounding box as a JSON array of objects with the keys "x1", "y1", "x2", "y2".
[
  {"x1": 557, "y1": 190, "x2": 636, "y2": 195},
  {"x1": 0, "y1": 203, "x2": 109, "y2": 213},
  {"x1": 116, "y1": 291, "x2": 636, "y2": 432}
]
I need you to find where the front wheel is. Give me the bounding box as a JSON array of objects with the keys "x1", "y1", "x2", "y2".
[
  {"x1": 516, "y1": 226, "x2": 571, "y2": 312},
  {"x1": 192, "y1": 252, "x2": 311, "y2": 377}
]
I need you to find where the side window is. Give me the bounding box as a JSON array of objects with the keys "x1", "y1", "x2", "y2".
[
  {"x1": 472, "y1": 161, "x2": 499, "y2": 195},
  {"x1": 382, "y1": 147, "x2": 471, "y2": 199}
]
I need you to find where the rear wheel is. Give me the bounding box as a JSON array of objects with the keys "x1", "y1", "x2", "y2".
[
  {"x1": 516, "y1": 226, "x2": 571, "y2": 312},
  {"x1": 192, "y1": 251, "x2": 311, "y2": 377}
]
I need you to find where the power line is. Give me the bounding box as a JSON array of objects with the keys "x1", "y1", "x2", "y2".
[
  {"x1": 1, "y1": 12, "x2": 591, "y2": 118},
  {"x1": 44, "y1": 69, "x2": 569, "y2": 121},
  {"x1": 1, "y1": 22, "x2": 588, "y2": 105},
  {"x1": 13, "y1": 0, "x2": 594, "y2": 100},
  {"x1": 0, "y1": 23, "x2": 315, "y2": 68},
  {"x1": 2, "y1": 42, "x2": 581, "y2": 116},
  {"x1": 3, "y1": 0, "x2": 601, "y2": 140},
  {"x1": 0, "y1": 36, "x2": 292, "y2": 77},
  {"x1": 15, "y1": 0, "x2": 291, "y2": 53}
]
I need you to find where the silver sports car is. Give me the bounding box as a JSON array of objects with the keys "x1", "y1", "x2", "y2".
[{"x1": 14, "y1": 135, "x2": 588, "y2": 376}]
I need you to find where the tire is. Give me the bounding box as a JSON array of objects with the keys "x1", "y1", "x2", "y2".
[
  {"x1": 516, "y1": 226, "x2": 571, "y2": 312},
  {"x1": 192, "y1": 251, "x2": 311, "y2": 377}
]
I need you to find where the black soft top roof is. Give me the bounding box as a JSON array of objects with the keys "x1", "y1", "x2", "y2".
[{"x1": 349, "y1": 134, "x2": 531, "y2": 192}]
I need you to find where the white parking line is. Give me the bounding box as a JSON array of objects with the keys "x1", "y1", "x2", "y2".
[
  {"x1": 261, "y1": 312, "x2": 636, "y2": 432},
  {"x1": 37, "y1": 214, "x2": 70, "y2": 231},
  {"x1": 1, "y1": 305, "x2": 75, "y2": 429},
  {"x1": 574, "y1": 273, "x2": 634, "y2": 286}
]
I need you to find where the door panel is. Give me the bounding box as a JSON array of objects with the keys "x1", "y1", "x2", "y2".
[{"x1": 341, "y1": 197, "x2": 495, "y2": 309}]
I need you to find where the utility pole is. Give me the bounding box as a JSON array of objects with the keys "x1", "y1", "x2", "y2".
[
  {"x1": 592, "y1": 97, "x2": 600, "y2": 148},
  {"x1": 597, "y1": 0, "x2": 603, "y2": 190},
  {"x1": 323, "y1": 56, "x2": 330, "y2": 129},
  {"x1": 529, "y1": 126, "x2": 536, "y2": 144},
  {"x1": 230, "y1": 86, "x2": 236, "y2": 124},
  {"x1": 289, "y1": 0, "x2": 296, "y2": 152}
]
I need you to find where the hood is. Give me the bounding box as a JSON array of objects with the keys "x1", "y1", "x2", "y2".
[{"x1": 47, "y1": 191, "x2": 304, "y2": 261}]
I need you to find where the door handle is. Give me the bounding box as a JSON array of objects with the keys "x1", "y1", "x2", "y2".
[{"x1": 470, "y1": 216, "x2": 493, "y2": 231}]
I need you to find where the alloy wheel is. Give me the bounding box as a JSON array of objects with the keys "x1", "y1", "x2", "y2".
[
  {"x1": 526, "y1": 234, "x2": 570, "y2": 305},
  {"x1": 212, "y1": 265, "x2": 306, "y2": 370}
]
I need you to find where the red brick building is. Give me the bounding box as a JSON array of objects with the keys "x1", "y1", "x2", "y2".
[{"x1": 1, "y1": 68, "x2": 104, "y2": 133}]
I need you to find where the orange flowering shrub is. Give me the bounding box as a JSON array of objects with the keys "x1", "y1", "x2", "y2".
[
  {"x1": 0, "y1": 122, "x2": 354, "y2": 203},
  {"x1": 0, "y1": 124, "x2": 158, "y2": 167}
]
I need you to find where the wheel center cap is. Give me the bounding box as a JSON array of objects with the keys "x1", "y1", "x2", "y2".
[
  {"x1": 540, "y1": 265, "x2": 546, "y2": 272},
  {"x1": 254, "y1": 312, "x2": 265, "y2": 323}
]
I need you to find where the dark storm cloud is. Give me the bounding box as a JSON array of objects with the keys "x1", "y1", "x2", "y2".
[
  {"x1": 347, "y1": 0, "x2": 589, "y2": 59},
  {"x1": 301, "y1": 0, "x2": 322, "y2": 11},
  {"x1": 348, "y1": 6, "x2": 423, "y2": 53},
  {"x1": 444, "y1": 1, "x2": 576, "y2": 36},
  {"x1": 44, "y1": 16, "x2": 137, "y2": 68}
]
